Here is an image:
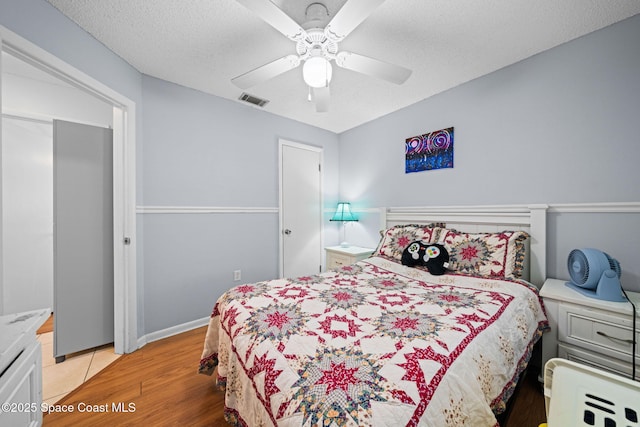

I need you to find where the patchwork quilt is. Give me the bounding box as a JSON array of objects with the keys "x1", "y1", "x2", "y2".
[{"x1": 199, "y1": 256, "x2": 548, "y2": 427}]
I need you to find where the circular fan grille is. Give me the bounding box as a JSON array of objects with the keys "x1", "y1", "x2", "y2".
[{"x1": 568, "y1": 249, "x2": 590, "y2": 285}]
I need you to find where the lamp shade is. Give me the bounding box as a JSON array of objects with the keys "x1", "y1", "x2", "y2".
[
  {"x1": 303, "y1": 57, "x2": 333, "y2": 88},
  {"x1": 330, "y1": 202, "x2": 358, "y2": 222}
]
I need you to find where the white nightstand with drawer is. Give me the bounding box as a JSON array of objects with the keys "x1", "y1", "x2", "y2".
[
  {"x1": 325, "y1": 246, "x2": 374, "y2": 270},
  {"x1": 540, "y1": 278, "x2": 639, "y2": 379}
]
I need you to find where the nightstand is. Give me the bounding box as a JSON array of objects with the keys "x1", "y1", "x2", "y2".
[
  {"x1": 325, "y1": 246, "x2": 374, "y2": 270},
  {"x1": 540, "y1": 278, "x2": 640, "y2": 378}
]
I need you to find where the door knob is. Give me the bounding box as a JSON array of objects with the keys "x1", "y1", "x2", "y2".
[{"x1": 283, "y1": 229, "x2": 292, "y2": 235}]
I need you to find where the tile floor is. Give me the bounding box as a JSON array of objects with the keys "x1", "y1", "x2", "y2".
[{"x1": 37, "y1": 332, "x2": 121, "y2": 406}]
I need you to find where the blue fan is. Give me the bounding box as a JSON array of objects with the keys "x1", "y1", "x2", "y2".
[{"x1": 565, "y1": 248, "x2": 625, "y2": 302}]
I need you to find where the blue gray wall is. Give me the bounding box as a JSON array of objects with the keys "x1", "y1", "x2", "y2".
[
  {"x1": 338, "y1": 14, "x2": 640, "y2": 291},
  {"x1": 140, "y1": 76, "x2": 339, "y2": 332}
]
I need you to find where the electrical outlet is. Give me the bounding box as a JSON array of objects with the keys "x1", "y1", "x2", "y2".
[{"x1": 234, "y1": 270, "x2": 241, "y2": 281}]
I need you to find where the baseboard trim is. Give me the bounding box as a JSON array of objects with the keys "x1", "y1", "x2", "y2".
[{"x1": 136, "y1": 316, "x2": 210, "y2": 349}]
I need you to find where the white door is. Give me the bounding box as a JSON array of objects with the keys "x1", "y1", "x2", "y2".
[
  {"x1": 280, "y1": 140, "x2": 322, "y2": 278},
  {"x1": 53, "y1": 120, "x2": 114, "y2": 361},
  {"x1": 1, "y1": 116, "x2": 53, "y2": 314}
]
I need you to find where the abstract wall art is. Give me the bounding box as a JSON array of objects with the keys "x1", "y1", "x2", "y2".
[{"x1": 405, "y1": 127, "x2": 454, "y2": 173}]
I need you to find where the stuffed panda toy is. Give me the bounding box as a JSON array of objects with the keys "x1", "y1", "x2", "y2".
[
  {"x1": 401, "y1": 241, "x2": 450, "y2": 275},
  {"x1": 401, "y1": 241, "x2": 427, "y2": 267}
]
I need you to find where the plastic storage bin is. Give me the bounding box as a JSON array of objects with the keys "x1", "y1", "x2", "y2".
[{"x1": 543, "y1": 358, "x2": 639, "y2": 426}]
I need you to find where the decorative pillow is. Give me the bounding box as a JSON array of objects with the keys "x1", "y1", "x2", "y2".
[
  {"x1": 423, "y1": 243, "x2": 450, "y2": 276},
  {"x1": 374, "y1": 224, "x2": 445, "y2": 262},
  {"x1": 401, "y1": 241, "x2": 451, "y2": 275},
  {"x1": 437, "y1": 229, "x2": 529, "y2": 279}
]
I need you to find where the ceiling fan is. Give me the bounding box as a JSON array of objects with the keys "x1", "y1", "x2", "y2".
[{"x1": 232, "y1": 0, "x2": 412, "y2": 112}]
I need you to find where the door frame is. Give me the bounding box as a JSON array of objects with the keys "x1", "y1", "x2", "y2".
[
  {"x1": 0, "y1": 26, "x2": 138, "y2": 354},
  {"x1": 278, "y1": 138, "x2": 324, "y2": 278}
]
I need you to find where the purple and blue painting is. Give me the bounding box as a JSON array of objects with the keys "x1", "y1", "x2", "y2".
[{"x1": 405, "y1": 127, "x2": 454, "y2": 173}]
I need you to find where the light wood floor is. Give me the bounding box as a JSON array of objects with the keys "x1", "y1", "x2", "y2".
[
  {"x1": 37, "y1": 314, "x2": 54, "y2": 334},
  {"x1": 43, "y1": 326, "x2": 225, "y2": 426},
  {"x1": 43, "y1": 325, "x2": 546, "y2": 426}
]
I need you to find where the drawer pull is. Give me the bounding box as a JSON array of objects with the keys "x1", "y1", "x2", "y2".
[{"x1": 596, "y1": 330, "x2": 634, "y2": 344}]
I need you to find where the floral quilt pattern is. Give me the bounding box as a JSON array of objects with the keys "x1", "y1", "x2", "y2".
[{"x1": 199, "y1": 257, "x2": 548, "y2": 427}]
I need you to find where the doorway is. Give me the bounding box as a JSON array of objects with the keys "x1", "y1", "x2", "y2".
[
  {"x1": 279, "y1": 139, "x2": 323, "y2": 278},
  {"x1": 0, "y1": 26, "x2": 137, "y2": 354},
  {"x1": 1, "y1": 115, "x2": 53, "y2": 313}
]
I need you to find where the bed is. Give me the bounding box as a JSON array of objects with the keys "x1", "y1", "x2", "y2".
[{"x1": 199, "y1": 205, "x2": 549, "y2": 426}]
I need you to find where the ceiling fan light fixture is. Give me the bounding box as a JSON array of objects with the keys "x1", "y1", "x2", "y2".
[{"x1": 303, "y1": 56, "x2": 332, "y2": 88}]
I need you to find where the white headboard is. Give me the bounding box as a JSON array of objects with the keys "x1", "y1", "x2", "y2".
[{"x1": 380, "y1": 204, "x2": 548, "y2": 287}]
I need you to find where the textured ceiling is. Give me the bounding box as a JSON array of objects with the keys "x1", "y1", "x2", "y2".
[{"x1": 45, "y1": 0, "x2": 640, "y2": 133}]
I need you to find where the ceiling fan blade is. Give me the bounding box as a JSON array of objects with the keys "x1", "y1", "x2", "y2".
[
  {"x1": 325, "y1": 0, "x2": 386, "y2": 42},
  {"x1": 232, "y1": 54, "x2": 301, "y2": 89},
  {"x1": 312, "y1": 86, "x2": 330, "y2": 112},
  {"x1": 335, "y1": 51, "x2": 412, "y2": 85},
  {"x1": 237, "y1": 0, "x2": 306, "y2": 41}
]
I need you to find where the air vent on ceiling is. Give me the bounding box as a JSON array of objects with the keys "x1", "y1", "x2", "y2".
[{"x1": 239, "y1": 92, "x2": 269, "y2": 107}]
